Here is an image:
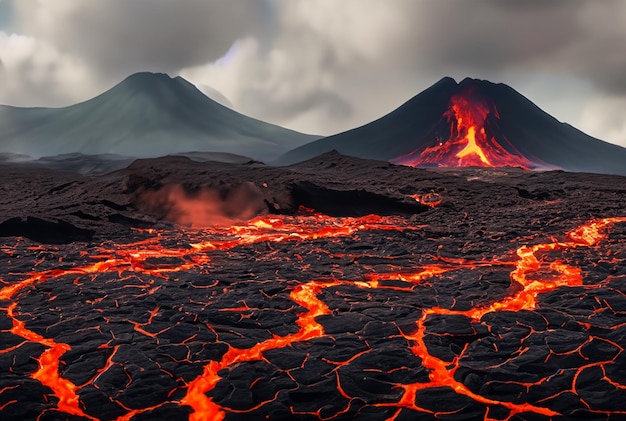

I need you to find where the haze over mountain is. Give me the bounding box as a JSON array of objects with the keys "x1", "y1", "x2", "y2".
[
  {"x1": 275, "y1": 77, "x2": 626, "y2": 176},
  {"x1": 0, "y1": 72, "x2": 320, "y2": 162}
]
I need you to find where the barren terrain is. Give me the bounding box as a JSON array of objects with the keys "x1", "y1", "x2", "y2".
[{"x1": 1, "y1": 153, "x2": 626, "y2": 420}]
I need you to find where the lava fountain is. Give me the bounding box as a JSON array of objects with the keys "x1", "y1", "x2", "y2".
[{"x1": 392, "y1": 87, "x2": 550, "y2": 169}]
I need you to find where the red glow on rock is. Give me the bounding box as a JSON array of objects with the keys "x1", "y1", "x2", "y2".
[
  {"x1": 181, "y1": 282, "x2": 332, "y2": 420},
  {"x1": 410, "y1": 192, "x2": 442, "y2": 208},
  {"x1": 5, "y1": 303, "x2": 97, "y2": 420}
]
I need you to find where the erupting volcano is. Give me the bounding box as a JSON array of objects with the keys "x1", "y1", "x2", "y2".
[
  {"x1": 391, "y1": 88, "x2": 549, "y2": 169},
  {"x1": 275, "y1": 77, "x2": 626, "y2": 176}
]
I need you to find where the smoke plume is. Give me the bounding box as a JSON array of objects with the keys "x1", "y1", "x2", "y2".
[{"x1": 136, "y1": 182, "x2": 266, "y2": 228}]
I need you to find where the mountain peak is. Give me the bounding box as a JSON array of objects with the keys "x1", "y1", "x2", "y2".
[
  {"x1": 98, "y1": 71, "x2": 210, "y2": 110},
  {"x1": 117, "y1": 72, "x2": 189, "y2": 92},
  {"x1": 123, "y1": 71, "x2": 175, "y2": 82},
  {"x1": 429, "y1": 76, "x2": 458, "y2": 91},
  {"x1": 276, "y1": 77, "x2": 626, "y2": 176},
  {"x1": 458, "y1": 77, "x2": 488, "y2": 85},
  {"x1": 0, "y1": 72, "x2": 320, "y2": 162},
  {"x1": 429, "y1": 77, "x2": 503, "y2": 95}
]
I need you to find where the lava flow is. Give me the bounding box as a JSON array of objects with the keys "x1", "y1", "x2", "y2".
[
  {"x1": 1, "y1": 212, "x2": 626, "y2": 420},
  {"x1": 385, "y1": 217, "x2": 626, "y2": 420},
  {"x1": 392, "y1": 89, "x2": 546, "y2": 169}
]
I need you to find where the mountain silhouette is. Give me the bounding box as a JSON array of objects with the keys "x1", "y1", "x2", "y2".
[
  {"x1": 274, "y1": 77, "x2": 626, "y2": 176},
  {"x1": 0, "y1": 72, "x2": 320, "y2": 162}
]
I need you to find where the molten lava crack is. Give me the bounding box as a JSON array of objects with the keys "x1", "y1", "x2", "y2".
[{"x1": 1, "y1": 214, "x2": 625, "y2": 420}]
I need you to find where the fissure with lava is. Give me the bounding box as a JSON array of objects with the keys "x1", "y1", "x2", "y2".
[
  {"x1": 393, "y1": 88, "x2": 547, "y2": 169},
  {"x1": 1, "y1": 210, "x2": 626, "y2": 420}
]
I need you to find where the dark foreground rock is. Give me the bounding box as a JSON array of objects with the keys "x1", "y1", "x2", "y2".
[
  {"x1": 1, "y1": 153, "x2": 626, "y2": 420},
  {"x1": 0, "y1": 217, "x2": 94, "y2": 243}
]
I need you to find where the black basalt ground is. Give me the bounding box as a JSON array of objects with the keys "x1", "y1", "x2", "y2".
[
  {"x1": 0, "y1": 216, "x2": 94, "y2": 243},
  {"x1": 1, "y1": 153, "x2": 626, "y2": 420}
]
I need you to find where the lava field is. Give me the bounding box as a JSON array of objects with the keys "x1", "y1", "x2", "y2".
[{"x1": 1, "y1": 154, "x2": 626, "y2": 420}]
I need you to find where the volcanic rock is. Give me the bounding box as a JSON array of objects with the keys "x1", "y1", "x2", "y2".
[
  {"x1": 1, "y1": 153, "x2": 626, "y2": 420},
  {"x1": 0, "y1": 216, "x2": 94, "y2": 244}
]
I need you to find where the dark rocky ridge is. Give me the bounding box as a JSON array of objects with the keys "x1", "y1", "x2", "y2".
[{"x1": 1, "y1": 151, "x2": 625, "y2": 241}]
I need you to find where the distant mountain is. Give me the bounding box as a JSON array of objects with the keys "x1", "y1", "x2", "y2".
[
  {"x1": 0, "y1": 72, "x2": 320, "y2": 162},
  {"x1": 0, "y1": 152, "x2": 32, "y2": 163},
  {"x1": 274, "y1": 77, "x2": 626, "y2": 176},
  {"x1": 33, "y1": 153, "x2": 136, "y2": 175}
]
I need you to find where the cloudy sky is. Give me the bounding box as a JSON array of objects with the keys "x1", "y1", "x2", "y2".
[{"x1": 1, "y1": 0, "x2": 625, "y2": 147}]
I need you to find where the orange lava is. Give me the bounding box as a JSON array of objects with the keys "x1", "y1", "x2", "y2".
[
  {"x1": 181, "y1": 282, "x2": 332, "y2": 420},
  {"x1": 410, "y1": 193, "x2": 443, "y2": 208},
  {"x1": 0, "y1": 213, "x2": 413, "y2": 420},
  {"x1": 5, "y1": 302, "x2": 97, "y2": 420},
  {"x1": 387, "y1": 217, "x2": 626, "y2": 419},
  {"x1": 392, "y1": 91, "x2": 546, "y2": 169},
  {"x1": 1, "y1": 214, "x2": 625, "y2": 420}
]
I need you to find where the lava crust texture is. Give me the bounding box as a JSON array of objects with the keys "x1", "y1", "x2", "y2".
[{"x1": 1, "y1": 154, "x2": 626, "y2": 420}]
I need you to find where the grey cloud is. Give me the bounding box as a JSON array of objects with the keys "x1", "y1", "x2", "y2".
[
  {"x1": 197, "y1": 84, "x2": 234, "y2": 109},
  {"x1": 4, "y1": 0, "x2": 626, "y2": 145},
  {"x1": 485, "y1": 0, "x2": 583, "y2": 12},
  {"x1": 0, "y1": 0, "x2": 12, "y2": 29},
  {"x1": 580, "y1": 96, "x2": 626, "y2": 147},
  {"x1": 204, "y1": 0, "x2": 420, "y2": 133},
  {"x1": 242, "y1": 88, "x2": 353, "y2": 123},
  {"x1": 13, "y1": 0, "x2": 265, "y2": 80},
  {"x1": 176, "y1": 0, "x2": 626, "y2": 138},
  {"x1": 403, "y1": 1, "x2": 581, "y2": 74},
  {"x1": 399, "y1": 1, "x2": 626, "y2": 95}
]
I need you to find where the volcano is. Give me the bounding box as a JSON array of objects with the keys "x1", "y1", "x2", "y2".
[
  {"x1": 0, "y1": 72, "x2": 320, "y2": 162},
  {"x1": 275, "y1": 77, "x2": 626, "y2": 176}
]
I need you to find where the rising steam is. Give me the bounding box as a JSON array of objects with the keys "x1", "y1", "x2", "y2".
[{"x1": 136, "y1": 182, "x2": 266, "y2": 228}]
